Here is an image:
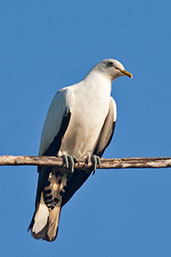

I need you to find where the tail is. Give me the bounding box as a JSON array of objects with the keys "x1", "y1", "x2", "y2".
[{"x1": 28, "y1": 167, "x2": 68, "y2": 242}]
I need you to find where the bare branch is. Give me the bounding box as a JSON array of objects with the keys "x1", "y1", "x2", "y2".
[{"x1": 0, "y1": 155, "x2": 171, "y2": 170}]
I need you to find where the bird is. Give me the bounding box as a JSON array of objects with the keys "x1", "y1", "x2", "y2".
[{"x1": 28, "y1": 59, "x2": 132, "y2": 242}]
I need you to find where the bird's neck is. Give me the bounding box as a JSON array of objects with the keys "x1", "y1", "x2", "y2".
[{"x1": 81, "y1": 70, "x2": 112, "y2": 95}]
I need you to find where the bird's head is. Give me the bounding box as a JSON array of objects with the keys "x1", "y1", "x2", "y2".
[{"x1": 93, "y1": 59, "x2": 133, "y2": 81}]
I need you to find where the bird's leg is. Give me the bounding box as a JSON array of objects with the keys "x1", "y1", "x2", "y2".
[
  {"x1": 62, "y1": 154, "x2": 78, "y2": 173},
  {"x1": 86, "y1": 154, "x2": 101, "y2": 175}
]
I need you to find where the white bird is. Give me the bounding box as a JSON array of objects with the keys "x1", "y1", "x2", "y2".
[{"x1": 28, "y1": 59, "x2": 132, "y2": 241}]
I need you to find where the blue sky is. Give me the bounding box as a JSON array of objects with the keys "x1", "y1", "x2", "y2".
[{"x1": 0, "y1": 0, "x2": 171, "y2": 256}]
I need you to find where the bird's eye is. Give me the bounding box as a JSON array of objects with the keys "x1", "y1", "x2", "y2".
[{"x1": 107, "y1": 62, "x2": 114, "y2": 67}]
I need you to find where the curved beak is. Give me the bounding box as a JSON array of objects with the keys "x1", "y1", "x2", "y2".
[{"x1": 120, "y1": 70, "x2": 133, "y2": 78}]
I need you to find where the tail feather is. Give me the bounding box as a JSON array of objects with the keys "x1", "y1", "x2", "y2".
[
  {"x1": 31, "y1": 201, "x2": 62, "y2": 241},
  {"x1": 29, "y1": 168, "x2": 68, "y2": 241},
  {"x1": 32, "y1": 193, "x2": 49, "y2": 236},
  {"x1": 45, "y1": 205, "x2": 61, "y2": 241}
]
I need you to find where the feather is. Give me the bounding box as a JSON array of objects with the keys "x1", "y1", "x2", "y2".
[{"x1": 29, "y1": 169, "x2": 68, "y2": 241}]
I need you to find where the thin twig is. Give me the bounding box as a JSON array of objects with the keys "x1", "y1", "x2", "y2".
[{"x1": 0, "y1": 155, "x2": 171, "y2": 170}]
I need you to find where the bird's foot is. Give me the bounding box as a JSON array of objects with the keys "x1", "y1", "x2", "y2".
[
  {"x1": 62, "y1": 154, "x2": 78, "y2": 173},
  {"x1": 86, "y1": 154, "x2": 101, "y2": 175}
]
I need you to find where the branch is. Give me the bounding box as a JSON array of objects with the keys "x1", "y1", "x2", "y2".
[{"x1": 0, "y1": 155, "x2": 171, "y2": 170}]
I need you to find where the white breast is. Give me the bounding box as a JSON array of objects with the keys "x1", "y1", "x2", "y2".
[{"x1": 58, "y1": 73, "x2": 112, "y2": 159}]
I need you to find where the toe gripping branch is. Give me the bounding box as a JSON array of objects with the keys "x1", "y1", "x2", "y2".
[
  {"x1": 86, "y1": 154, "x2": 101, "y2": 175},
  {"x1": 62, "y1": 154, "x2": 100, "y2": 175},
  {"x1": 62, "y1": 155, "x2": 78, "y2": 173}
]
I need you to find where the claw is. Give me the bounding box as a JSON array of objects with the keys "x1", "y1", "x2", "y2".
[
  {"x1": 93, "y1": 156, "x2": 101, "y2": 175},
  {"x1": 68, "y1": 155, "x2": 75, "y2": 173},
  {"x1": 62, "y1": 154, "x2": 78, "y2": 173},
  {"x1": 62, "y1": 155, "x2": 69, "y2": 168},
  {"x1": 86, "y1": 154, "x2": 101, "y2": 175},
  {"x1": 97, "y1": 156, "x2": 101, "y2": 166},
  {"x1": 92, "y1": 155, "x2": 97, "y2": 171}
]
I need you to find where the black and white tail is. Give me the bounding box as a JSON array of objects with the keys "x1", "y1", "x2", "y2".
[{"x1": 28, "y1": 167, "x2": 68, "y2": 242}]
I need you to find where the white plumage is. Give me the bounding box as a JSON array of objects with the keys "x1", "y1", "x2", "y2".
[{"x1": 29, "y1": 59, "x2": 132, "y2": 241}]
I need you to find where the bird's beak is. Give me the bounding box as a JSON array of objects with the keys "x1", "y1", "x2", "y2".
[{"x1": 120, "y1": 70, "x2": 133, "y2": 78}]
